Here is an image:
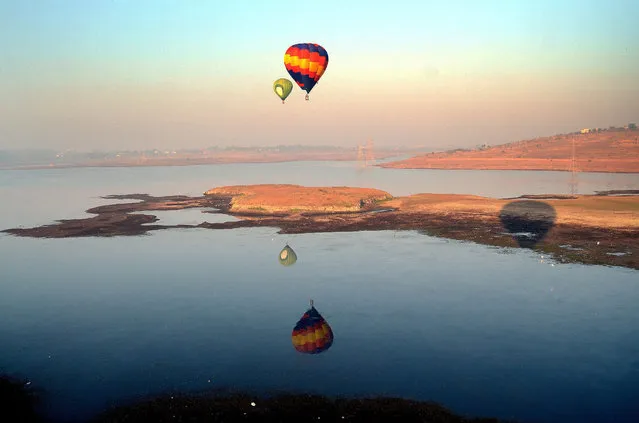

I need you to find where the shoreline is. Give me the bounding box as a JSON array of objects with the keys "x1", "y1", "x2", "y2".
[
  {"x1": 3, "y1": 185, "x2": 638, "y2": 270},
  {"x1": 3, "y1": 160, "x2": 639, "y2": 174},
  {"x1": 2, "y1": 155, "x2": 639, "y2": 175},
  {"x1": 378, "y1": 158, "x2": 639, "y2": 173}
]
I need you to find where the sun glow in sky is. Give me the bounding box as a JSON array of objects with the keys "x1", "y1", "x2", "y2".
[{"x1": 1, "y1": 0, "x2": 638, "y2": 150}]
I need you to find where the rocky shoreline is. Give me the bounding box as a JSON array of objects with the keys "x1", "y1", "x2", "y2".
[{"x1": 2, "y1": 185, "x2": 638, "y2": 270}]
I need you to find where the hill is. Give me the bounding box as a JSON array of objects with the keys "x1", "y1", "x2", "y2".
[{"x1": 380, "y1": 128, "x2": 639, "y2": 173}]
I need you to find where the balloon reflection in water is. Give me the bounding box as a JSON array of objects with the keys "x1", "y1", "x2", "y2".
[
  {"x1": 279, "y1": 244, "x2": 297, "y2": 266},
  {"x1": 292, "y1": 300, "x2": 334, "y2": 354}
]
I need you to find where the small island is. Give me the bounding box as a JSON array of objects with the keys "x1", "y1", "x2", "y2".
[{"x1": 3, "y1": 184, "x2": 638, "y2": 270}]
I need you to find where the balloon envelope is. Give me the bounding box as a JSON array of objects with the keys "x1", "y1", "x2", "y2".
[
  {"x1": 284, "y1": 43, "x2": 329, "y2": 98},
  {"x1": 292, "y1": 304, "x2": 333, "y2": 354},
  {"x1": 279, "y1": 244, "x2": 297, "y2": 266},
  {"x1": 273, "y1": 78, "x2": 293, "y2": 103}
]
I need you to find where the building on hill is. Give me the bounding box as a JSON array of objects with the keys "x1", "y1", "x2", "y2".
[{"x1": 580, "y1": 127, "x2": 604, "y2": 134}]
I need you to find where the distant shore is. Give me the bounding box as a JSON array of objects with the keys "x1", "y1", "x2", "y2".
[
  {"x1": 0, "y1": 150, "x2": 412, "y2": 171},
  {"x1": 381, "y1": 130, "x2": 639, "y2": 173},
  {"x1": 3, "y1": 184, "x2": 638, "y2": 270},
  {"x1": 4, "y1": 129, "x2": 639, "y2": 173}
]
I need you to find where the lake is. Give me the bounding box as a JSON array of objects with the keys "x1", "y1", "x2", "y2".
[{"x1": 1, "y1": 162, "x2": 638, "y2": 423}]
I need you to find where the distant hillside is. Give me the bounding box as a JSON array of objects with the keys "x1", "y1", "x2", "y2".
[{"x1": 381, "y1": 128, "x2": 639, "y2": 173}]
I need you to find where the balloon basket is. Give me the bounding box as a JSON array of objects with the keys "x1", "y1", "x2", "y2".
[{"x1": 305, "y1": 94, "x2": 309, "y2": 101}]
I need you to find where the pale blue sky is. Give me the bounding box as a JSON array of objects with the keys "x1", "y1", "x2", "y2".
[{"x1": 1, "y1": 0, "x2": 638, "y2": 150}]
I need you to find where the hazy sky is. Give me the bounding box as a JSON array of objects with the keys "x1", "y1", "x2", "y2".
[{"x1": 1, "y1": 0, "x2": 638, "y2": 151}]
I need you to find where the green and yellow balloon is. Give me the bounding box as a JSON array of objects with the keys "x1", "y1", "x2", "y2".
[
  {"x1": 273, "y1": 78, "x2": 293, "y2": 104},
  {"x1": 279, "y1": 244, "x2": 297, "y2": 266}
]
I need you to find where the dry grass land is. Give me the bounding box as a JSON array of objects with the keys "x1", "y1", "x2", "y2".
[
  {"x1": 383, "y1": 194, "x2": 639, "y2": 229},
  {"x1": 204, "y1": 184, "x2": 392, "y2": 214}
]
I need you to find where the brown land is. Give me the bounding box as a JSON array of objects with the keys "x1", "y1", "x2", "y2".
[
  {"x1": 205, "y1": 184, "x2": 393, "y2": 214},
  {"x1": 4, "y1": 184, "x2": 637, "y2": 270},
  {"x1": 381, "y1": 130, "x2": 639, "y2": 173}
]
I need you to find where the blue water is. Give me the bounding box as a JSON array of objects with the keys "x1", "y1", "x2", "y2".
[{"x1": 1, "y1": 163, "x2": 638, "y2": 423}]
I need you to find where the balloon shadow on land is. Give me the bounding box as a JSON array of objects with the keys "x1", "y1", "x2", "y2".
[
  {"x1": 499, "y1": 200, "x2": 557, "y2": 249},
  {"x1": 292, "y1": 300, "x2": 334, "y2": 355}
]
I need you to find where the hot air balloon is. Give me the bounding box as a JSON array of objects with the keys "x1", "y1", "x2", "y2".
[
  {"x1": 279, "y1": 244, "x2": 297, "y2": 266},
  {"x1": 283, "y1": 43, "x2": 329, "y2": 101},
  {"x1": 273, "y1": 78, "x2": 293, "y2": 103},
  {"x1": 292, "y1": 300, "x2": 334, "y2": 354},
  {"x1": 499, "y1": 200, "x2": 557, "y2": 249}
]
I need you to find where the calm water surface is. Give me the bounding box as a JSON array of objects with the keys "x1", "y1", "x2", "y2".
[{"x1": 1, "y1": 163, "x2": 638, "y2": 423}]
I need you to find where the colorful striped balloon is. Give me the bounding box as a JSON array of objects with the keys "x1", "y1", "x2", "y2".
[
  {"x1": 292, "y1": 301, "x2": 334, "y2": 354},
  {"x1": 283, "y1": 43, "x2": 329, "y2": 100}
]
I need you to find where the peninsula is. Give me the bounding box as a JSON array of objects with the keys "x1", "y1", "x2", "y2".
[
  {"x1": 3, "y1": 184, "x2": 638, "y2": 270},
  {"x1": 381, "y1": 129, "x2": 639, "y2": 173}
]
